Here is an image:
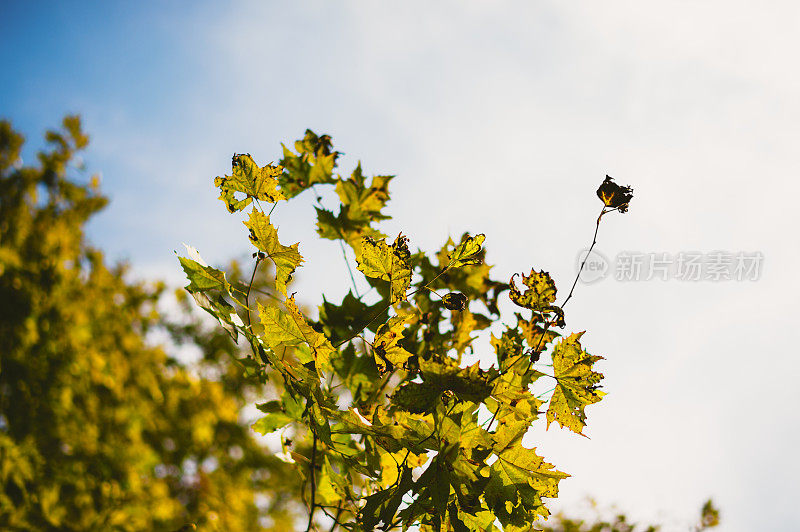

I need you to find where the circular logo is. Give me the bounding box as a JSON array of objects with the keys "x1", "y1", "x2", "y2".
[{"x1": 576, "y1": 248, "x2": 609, "y2": 284}]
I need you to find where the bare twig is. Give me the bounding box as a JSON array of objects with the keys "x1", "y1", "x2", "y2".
[
  {"x1": 311, "y1": 184, "x2": 361, "y2": 297},
  {"x1": 306, "y1": 431, "x2": 319, "y2": 532}
]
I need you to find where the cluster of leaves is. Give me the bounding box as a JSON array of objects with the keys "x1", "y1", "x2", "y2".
[
  {"x1": 0, "y1": 117, "x2": 301, "y2": 531},
  {"x1": 180, "y1": 130, "x2": 634, "y2": 530}
]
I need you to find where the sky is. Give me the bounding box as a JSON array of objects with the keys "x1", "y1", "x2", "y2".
[{"x1": 2, "y1": 1, "x2": 799, "y2": 530}]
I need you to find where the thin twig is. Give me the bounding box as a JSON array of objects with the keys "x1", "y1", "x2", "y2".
[
  {"x1": 522, "y1": 204, "x2": 609, "y2": 371},
  {"x1": 326, "y1": 504, "x2": 343, "y2": 532},
  {"x1": 561, "y1": 205, "x2": 609, "y2": 310},
  {"x1": 311, "y1": 184, "x2": 361, "y2": 297},
  {"x1": 306, "y1": 431, "x2": 318, "y2": 532},
  {"x1": 487, "y1": 205, "x2": 613, "y2": 419},
  {"x1": 244, "y1": 256, "x2": 262, "y2": 329}
]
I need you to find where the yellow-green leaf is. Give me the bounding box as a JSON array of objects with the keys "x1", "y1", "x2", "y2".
[
  {"x1": 372, "y1": 313, "x2": 415, "y2": 374},
  {"x1": 355, "y1": 233, "x2": 412, "y2": 304},
  {"x1": 546, "y1": 332, "x2": 604, "y2": 435},
  {"x1": 447, "y1": 233, "x2": 485, "y2": 268},
  {"x1": 244, "y1": 209, "x2": 303, "y2": 295},
  {"x1": 252, "y1": 412, "x2": 292, "y2": 435},
  {"x1": 214, "y1": 154, "x2": 285, "y2": 212},
  {"x1": 509, "y1": 269, "x2": 557, "y2": 311},
  {"x1": 178, "y1": 256, "x2": 231, "y2": 294},
  {"x1": 317, "y1": 457, "x2": 348, "y2": 505},
  {"x1": 258, "y1": 296, "x2": 336, "y2": 371},
  {"x1": 485, "y1": 424, "x2": 567, "y2": 525}
]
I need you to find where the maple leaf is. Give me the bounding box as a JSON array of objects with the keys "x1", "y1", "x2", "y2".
[
  {"x1": 178, "y1": 256, "x2": 230, "y2": 294},
  {"x1": 251, "y1": 412, "x2": 292, "y2": 435},
  {"x1": 335, "y1": 163, "x2": 393, "y2": 222},
  {"x1": 484, "y1": 422, "x2": 567, "y2": 526},
  {"x1": 258, "y1": 296, "x2": 336, "y2": 371},
  {"x1": 546, "y1": 332, "x2": 604, "y2": 435},
  {"x1": 244, "y1": 209, "x2": 303, "y2": 295},
  {"x1": 509, "y1": 269, "x2": 556, "y2": 310},
  {"x1": 356, "y1": 233, "x2": 413, "y2": 304},
  {"x1": 509, "y1": 269, "x2": 565, "y2": 327},
  {"x1": 279, "y1": 130, "x2": 339, "y2": 198},
  {"x1": 372, "y1": 314, "x2": 415, "y2": 374},
  {"x1": 596, "y1": 175, "x2": 633, "y2": 213},
  {"x1": 392, "y1": 360, "x2": 492, "y2": 414},
  {"x1": 213, "y1": 153, "x2": 285, "y2": 212},
  {"x1": 448, "y1": 233, "x2": 485, "y2": 268}
]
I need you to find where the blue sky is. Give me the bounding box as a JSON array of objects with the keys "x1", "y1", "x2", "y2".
[{"x1": 3, "y1": 2, "x2": 799, "y2": 530}]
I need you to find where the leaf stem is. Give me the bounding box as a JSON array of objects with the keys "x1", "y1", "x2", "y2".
[
  {"x1": 561, "y1": 205, "x2": 609, "y2": 310},
  {"x1": 244, "y1": 256, "x2": 262, "y2": 330},
  {"x1": 306, "y1": 431, "x2": 318, "y2": 532},
  {"x1": 312, "y1": 184, "x2": 361, "y2": 297}
]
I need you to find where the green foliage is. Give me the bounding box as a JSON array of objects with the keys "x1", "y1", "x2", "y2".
[
  {"x1": 180, "y1": 131, "x2": 635, "y2": 530},
  {"x1": 0, "y1": 117, "x2": 300, "y2": 531}
]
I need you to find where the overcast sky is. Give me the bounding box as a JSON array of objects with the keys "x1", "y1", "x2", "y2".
[{"x1": 2, "y1": 2, "x2": 798, "y2": 530}]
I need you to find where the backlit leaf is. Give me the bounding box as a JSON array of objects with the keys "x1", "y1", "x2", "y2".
[
  {"x1": 355, "y1": 233, "x2": 412, "y2": 304},
  {"x1": 547, "y1": 332, "x2": 604, "y2": 435},
  {"x1": 244, "y1": 209, "x2": 303, "y2": 295},
  {"x1": 252, "y1": 412, "x2": 292, "y2": 435},
  {"x1": 214, "y1": 153, "x2": 285, "y2": 212},
  {"x1": 509, "y1": 269, "x2": 556, "y2": 311},
  {"x1": 258, "y1": 296, "x2": 336, "y2": 371},
  {"x1": 448, "y1": 233, "x2": 485, "y2": 268},
  {"x1": 373, "y1": 313, "x2": 415, "y2": 374},
  {"x1": 485, "y1": 424, "x2": 567, "y2": 525},
  {"x1": 178, "y1": 256, "x2": 231, "y2": 294}
]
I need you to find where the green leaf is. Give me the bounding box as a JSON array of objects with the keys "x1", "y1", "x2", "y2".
[
  {"x1": 355, "y1": 233, "x2": 412, "y2": 304},
  {"x1": 546, "y1": 332, "x2": 604, "y2": 435},
  {"x1": 485, "y1": 426, "x2": 567, "y2": 526},
  {"x1": 258, "y1": 296, "x2": 336, "y2": 371},
  {"x1": 244, "y1": 209, "x2": 303, "y2": 295},
  {"x1": 214, "y1": 154, "x2": 285, "y2": 212},
  {"x1": 252, "y1": 412, "x2": 292, "y2": 435},
  {"x1": 448, "y1": 233, "x2": 485, "y2": 268},
  {"x1": 178, "y1": 255, "x2": 231, "y2": 294}
]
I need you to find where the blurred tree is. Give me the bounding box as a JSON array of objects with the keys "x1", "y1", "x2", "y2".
[{"x1": 0, "y1": 117, "x2": 301, "y2": 531}]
